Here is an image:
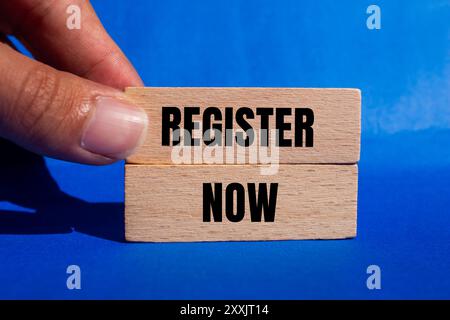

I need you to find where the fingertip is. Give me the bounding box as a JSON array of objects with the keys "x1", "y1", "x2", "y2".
[{"x1": 80, "y1": 96, "x2": 148, "y2": 160}]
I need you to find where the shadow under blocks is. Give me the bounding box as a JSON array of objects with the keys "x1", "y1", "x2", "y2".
[{"x1": 0, "y1": 138, "x2": 124, "y2": 241}]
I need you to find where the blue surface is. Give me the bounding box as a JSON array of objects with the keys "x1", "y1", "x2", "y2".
[{"x1": 1, "y1": 0, "x2": 449, "y2": 299}]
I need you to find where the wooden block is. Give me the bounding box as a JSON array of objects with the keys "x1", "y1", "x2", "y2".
[
  {"x1": 125, "y1": 87, "x2": 360, "y2": 164},
  {"x1": 125, "y1": 164, "x2": 358, "y2": 242}
]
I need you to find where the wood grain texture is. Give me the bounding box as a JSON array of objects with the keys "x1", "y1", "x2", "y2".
[
  {"x1": 125, "y1": 87, "x2": 361, "y2": 164},
  {"x1": 125, "y1": 164, "x2": 358, "y2": 242}
]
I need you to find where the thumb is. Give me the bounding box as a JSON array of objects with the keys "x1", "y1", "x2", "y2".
[{"x1": 0, "y1": 43, "x2": 148, "y2": 165}]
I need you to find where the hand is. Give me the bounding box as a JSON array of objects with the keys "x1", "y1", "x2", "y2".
[{"x1": 0, "y1": 0, "x2": 148, "y2": 164}]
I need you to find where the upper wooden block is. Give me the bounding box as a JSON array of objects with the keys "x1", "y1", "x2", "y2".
[{"x1": 125, "y1": 87, "x2": 360, "y2": 164}]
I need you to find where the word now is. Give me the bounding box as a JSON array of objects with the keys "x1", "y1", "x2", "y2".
[
  {"x1": 162, "y1": 107, "x2": 314, "y2": 147},
  {"x1": 203, "y1": 183, "x2": 278, "y2": 222}
]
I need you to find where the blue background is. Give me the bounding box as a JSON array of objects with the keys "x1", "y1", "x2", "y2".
[{"x1": 1, "y1": 0, "x2": 449, "y2": 299}]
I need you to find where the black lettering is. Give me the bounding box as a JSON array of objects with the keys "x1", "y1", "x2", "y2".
[
  {"x1": 276, "y1": 108, "x2": 292, "y2": 147},
  {"x1": 184, "y1": 107, "x2": 200, "y2": 146},
  {"x1": 235, "y1": 107, "x2": 255, "y2": 147},
  {"x1": 226, "y1": 183, "x2": 245, "y2": 222},
  {"x1": 203, "y1": 183, "x2": 222, "y2": 222},
  {"x1": 256, "y1": 108, "x2": 273, "y2": 147},
  {"x1": 161, "y1": 107, "x2": 181, "y2": 146},
  {"x1": 225, "y1": 107, "x2": 234, "y2": 146},
  {"x1": 295, "y1": 108, "x2": 314, "y2": 147},
  {"x1": 203, "y1": 107, "x2": 222, "y2": 146},
  {"x1": 248, "y1": 183, "x2": 278, "y2": 222}
]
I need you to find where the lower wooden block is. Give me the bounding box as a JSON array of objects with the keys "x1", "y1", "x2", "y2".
[{"x1": 125, "y1": 164, "x2": 358, "y2": 242}]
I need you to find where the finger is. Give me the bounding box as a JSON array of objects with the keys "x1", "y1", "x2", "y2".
[
  {"x1": 0, "y1": 43, "x2": 148, "y2": 164},
  {"x1": 0, "y1": 0, "x2": 142, "y2": 89}
]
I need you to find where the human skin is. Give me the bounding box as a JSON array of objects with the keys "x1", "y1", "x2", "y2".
[{"x1": 0, "y1": 0, "x2": 148, "y2": 164}]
